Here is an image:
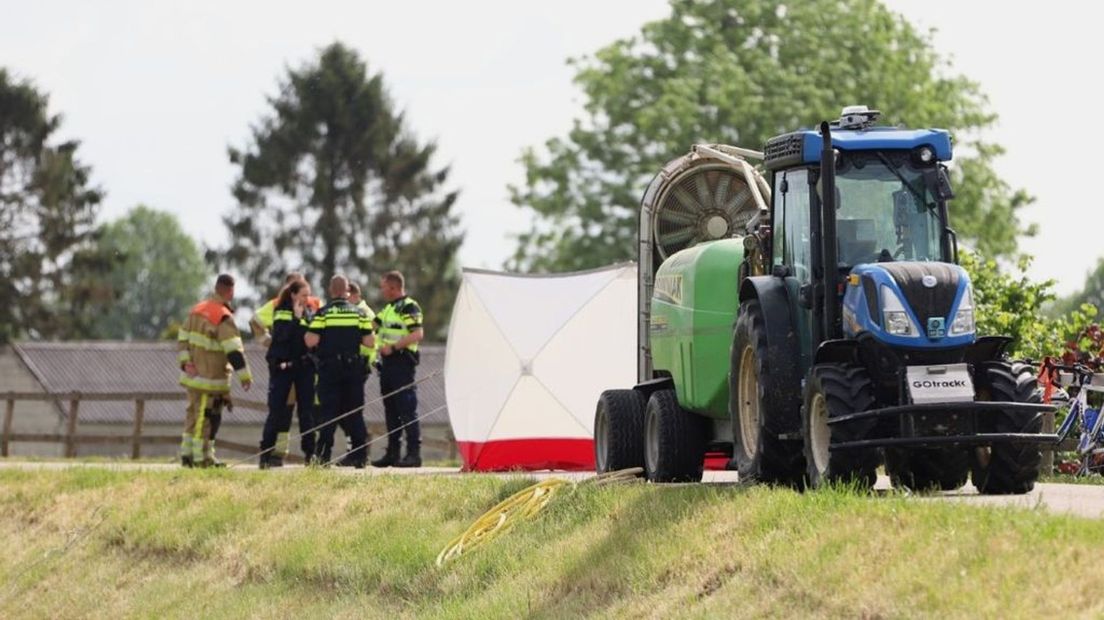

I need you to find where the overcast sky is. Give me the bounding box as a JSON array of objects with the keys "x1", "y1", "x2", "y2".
[{"x1": 1, "y1": 1, "x2": 1098, "y2": 294}]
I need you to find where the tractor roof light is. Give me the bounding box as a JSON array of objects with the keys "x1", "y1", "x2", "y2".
[{"x1": 914, "y1": 145, "x2": 936, "y2": 165}]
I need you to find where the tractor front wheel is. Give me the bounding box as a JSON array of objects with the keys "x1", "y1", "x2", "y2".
[
  {"x1": 802, "y1": 363, "x2": 881, "y2": 489},
  {"x1": 971, "y1": 361, "x2": 1043, "y2": 495}
]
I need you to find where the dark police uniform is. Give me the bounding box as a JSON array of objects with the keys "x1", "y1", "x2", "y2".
[
  {"x1": 308, "y1": 296, "x2": 373, "y2": 467},
  {"x1": 259, "y1": 301, "x2": 316, "y2": 467},
  {"x1": 374, "y1": 295, "x2": 423, "y2": 465}
]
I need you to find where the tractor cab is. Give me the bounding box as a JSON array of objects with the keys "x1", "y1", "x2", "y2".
[
  {"x1": 834, "y1": 149, "x2": 948, "y2": 266},
  {"x1": 761, "y1": 106, "x2": 970, "y2": 373}
]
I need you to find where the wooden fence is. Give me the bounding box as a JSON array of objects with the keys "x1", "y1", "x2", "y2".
[
  {"x1": 0, "y1": 391, "x2": 1067, "y2": 473},
  {"x1": 1, "y1": 391, "x2": 457, "y2": 462}
]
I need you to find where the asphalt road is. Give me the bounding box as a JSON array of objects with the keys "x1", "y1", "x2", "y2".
[{"x1": 3, "y1": 461, "x2": 1102, "y2": 519}]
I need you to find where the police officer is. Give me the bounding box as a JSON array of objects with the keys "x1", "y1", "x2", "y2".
[
  {"x1": 339, "y1": 282, "x2": 379, "y2": 464},
  {"x1": 251, "y1": 272, "x2": 322, "y2": 461},
  {"x1": 371, "y1": 270, "x2": 425, "y2": 468},
  {"x1": 305, "y1": 275, "x2": 374, "y2": 467},
  {"x1": 259, "y1": 279, "x2": 316, "y2": 468}
]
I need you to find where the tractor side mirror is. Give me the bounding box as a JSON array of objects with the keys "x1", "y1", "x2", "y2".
[{"x1": 923, "y1": 167, "x2": 955, "y2": 201}]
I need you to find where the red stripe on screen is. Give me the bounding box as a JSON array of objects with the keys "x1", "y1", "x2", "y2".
[{"x1": 457, "y1": 438, "x2": 731, "y2": 472}]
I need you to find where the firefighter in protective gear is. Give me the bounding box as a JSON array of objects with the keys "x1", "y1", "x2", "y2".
[
  {"x1": 259, "y1": 279, "x2": 317, "y2": 468},
  {"x1": 177, "y1": 274, "x2": 252, "y2": 467},
  {"x1": 250, "y1": 272, "x2": 322, "y2": 462},
  {"x1": 371, "y1": 270, "x2": 425, "y2": 468},
  {"x1": 305, "y1": 275, "x2": 374, "y2": 467}
]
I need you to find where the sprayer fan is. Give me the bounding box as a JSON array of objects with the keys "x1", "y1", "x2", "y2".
[{"x1": 653, "y1": 166, "x2": 759, "y2": 260}]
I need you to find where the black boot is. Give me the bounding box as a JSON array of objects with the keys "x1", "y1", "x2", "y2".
[
  {"x1": 371, "y1": 451, "x2": 398, "y2": 468},
  {"x1": 181, "y1": 455, "x2": 195, "y2": 468},
  {"x1": 395, "y1": 451, "x2": 422, "y2": 468}
]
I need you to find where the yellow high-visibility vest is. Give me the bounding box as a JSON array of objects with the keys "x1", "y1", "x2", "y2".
[{"x1": 375, "y1": 297, "x2": 422, "y2": 353}]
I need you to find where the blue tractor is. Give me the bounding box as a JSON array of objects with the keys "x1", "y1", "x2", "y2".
[{"x1": 732, "y1": 106, "x2": 1057, "y2": 493}]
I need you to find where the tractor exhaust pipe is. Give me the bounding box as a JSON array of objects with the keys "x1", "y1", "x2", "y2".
[{"x1": 819, "y1": 122, "x2": 840, "y2": 342}]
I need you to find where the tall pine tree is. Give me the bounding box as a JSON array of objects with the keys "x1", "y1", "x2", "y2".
[
  {"x1": 0, "y1": 69, "x2": 109, "y2": 343},
  {"x1": 221, "y1": 43, "x2": 462, "y2": 338}
]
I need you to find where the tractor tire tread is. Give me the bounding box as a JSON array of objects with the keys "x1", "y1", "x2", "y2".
[
  {"x1": 804, "y1": 363, "x2": 880, "y2": 489},
  {"x1": 732, "y1": 300, "x2": 805, "y2": 487},
  {"x1": 646, "y1": 389, "x2": 706, "y2": 482},
  {"x1": 972, "y1": 361, "x2": 1043, "y2": 495},
  {"x1": 595, "y1": 389, "x2": 646, "y2": 473}
]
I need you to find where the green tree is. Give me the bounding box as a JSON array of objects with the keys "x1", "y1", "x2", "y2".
[
  {"x1": 0, "y1": 69, "x2": 108, "y2": 342},
  {"x1": 86, "y1": 205, "x2": 207, "y2": 340},
  {"x1": 961, "y1": 251, "x2": 1095, "y2": 361},
  {"x1": 510, "y1": 0, "x2": 1033, "y2": 271},
  {"x1": 220, "y1": 42, "x2": 462, "y2": 338}
]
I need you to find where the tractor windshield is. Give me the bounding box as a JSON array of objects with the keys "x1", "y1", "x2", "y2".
[{"x1": 834, "y1": 153, "x2": 947, "y2": 266}]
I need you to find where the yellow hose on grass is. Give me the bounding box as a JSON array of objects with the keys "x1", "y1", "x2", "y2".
[{"x1": 435, "y1": 468, "x2": 642, "y2": 567}]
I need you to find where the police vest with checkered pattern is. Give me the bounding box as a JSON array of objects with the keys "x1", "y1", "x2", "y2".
[
  {"x1": 308, "y1": 298, "x2": 372, "y2": 359},
  {"x1": 375, "y1": 296, "x2": 422, "y2": 353}
]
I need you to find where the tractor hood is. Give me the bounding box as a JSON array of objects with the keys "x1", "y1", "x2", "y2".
[
  {"x1": 841, "y1": 262, "x2": 975, "y2": 348},
  {"x1": 877, "y1": 263, "x2": 961, "y2": 330}
]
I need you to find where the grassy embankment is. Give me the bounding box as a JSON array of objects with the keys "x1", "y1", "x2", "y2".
[{"x1": 1, "y1": 467, "x2": 1101, "y2": 619}]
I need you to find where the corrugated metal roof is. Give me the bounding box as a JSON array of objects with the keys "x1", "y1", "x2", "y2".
[{"x1": 12, "y1": 342, "x2": 449, "y2": 427}]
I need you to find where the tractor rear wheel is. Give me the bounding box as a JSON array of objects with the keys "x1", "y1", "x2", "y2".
[
  {"x1": 644, "y1": 389, "x2": 707, "y2": 482},
  {"x1": 885, "y1": 448, "x2": 969, "y2": 492},
  {"x1": 730, "y1": 300, "x2": 805, "y2": 486},
  {"x1": 971, "y1": 361, "x2": 1043, "y2": 495},
  {"x1": 595, "y1": 389, "x2": 646, "y2": 474},
  {"x1": 802, "y1": 363, "x2": 880, "y2": 489}
]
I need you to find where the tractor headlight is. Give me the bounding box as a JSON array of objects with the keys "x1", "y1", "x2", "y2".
[
  {"x1": 950, "y1": 309, "x2": 974, "y2": 334},
  {"x1": 950, "y1": 288, "x2": 975, "y2": 335},
  {"x1": 885, "y1": 311, "x2": 913, "y2": 336},
  {"x1": 881, "y1": 285, "x2": 918, "y2": 337}
]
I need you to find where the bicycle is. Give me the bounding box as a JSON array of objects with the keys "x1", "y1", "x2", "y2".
[{"x1": 1043, "y1": 360, "x2": 1104, "y2": 475}]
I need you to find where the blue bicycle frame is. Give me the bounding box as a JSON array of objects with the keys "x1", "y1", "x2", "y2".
[{"x1": 1053, "y1": 365, "x2": 1104, "y2": 475}]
